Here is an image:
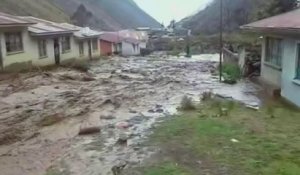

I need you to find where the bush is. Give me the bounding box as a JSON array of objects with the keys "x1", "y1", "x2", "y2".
[
  {"x1": 222, "y1": 64, "x2": 241, "y2": 84},
  {"x1": 179, "y1": 96, "x2": 196, "y2": 111}
]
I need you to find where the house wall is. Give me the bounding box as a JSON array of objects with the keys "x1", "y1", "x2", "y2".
[
  {"x1": 280, "y1": 38, "x2": 300, "y2": 107},
  {"x1": 76, "y1": 40, "x2": 89, "y2": 60},
  {"x1": 0, "y1": 27, "x2": 36, "y2": 69},
  {"x1": 121, "y1": 42, "x2": 140, "y2": 56},
  {"x1": 260, "y1": 37, "x2": 282, "y2": 87},
  {"x1": 100, "y1": 40, "x2": 113, "y2": 56},
  {"x1": 92, "y1": 39, "x2": 101, "y2": 59},
  {"x1": 60, "y1": 36, "x2": 77, "y2": 63}
]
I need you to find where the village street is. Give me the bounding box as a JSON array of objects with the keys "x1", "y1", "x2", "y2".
[{"x1": 0, "y1": 55, "x2": 261, "y2": 175}]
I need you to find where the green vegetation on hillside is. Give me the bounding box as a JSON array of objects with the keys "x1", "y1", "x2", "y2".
[{"x1": 0, "y1": 0, "x2": 70, "y2": 22}]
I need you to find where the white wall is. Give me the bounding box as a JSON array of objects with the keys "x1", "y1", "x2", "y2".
[
  {"x1": 121, "y1": 42, "x2": 140, "y2": 56},
  {"x1": 0, "y1": 27, "x2": 36, "y2": 68},
  {"x1": 260, "y1": 37, "x2": 282, "y2": 87},
  {"x1": 280, "y1": 38, "x2": 300, "y2": 107}
]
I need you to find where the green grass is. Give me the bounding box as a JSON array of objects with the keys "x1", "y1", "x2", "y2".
[
  {"x1": 145, "y1": 99, "x2": 300, "y2": 175},
  {"x1": 144, "y1": 163, "x2": 191, "y2": 175}
]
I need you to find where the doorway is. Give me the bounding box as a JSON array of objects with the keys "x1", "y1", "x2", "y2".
[
  {"x1": 54, "y1": 38, "x2": 60, "y2": 65},
  {"x1": 88, "y1": 40, "x2": 92, "y2": 60}
]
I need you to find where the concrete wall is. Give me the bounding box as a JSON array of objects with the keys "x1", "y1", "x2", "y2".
[
  {"x1": 280, "y1": 38, "x2": 300, "y2": 107},
  {"x1": 60, "y1": 36, "x2": 77, "y2": 62},
  {"x1": 0, "y1": 27, "x2": 36, "y2": 69},
  {"x1": 121, "y1": 42, "x2": 140, "y2": 56},
  {"x1": 260, "y1": 37, "x2": 282, "y2": 87},
  {"x1": 91, "y1": 39, "x2": 101, "y2": 58}
]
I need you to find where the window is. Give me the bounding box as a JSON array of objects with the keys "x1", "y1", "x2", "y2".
[
  {"x1": 5, "y1": 32, "x2": 23, "y2": 53},
  {"x1": 38, "y1": 39, "x2": 47, "y2": 58},
  {"x1": 296, "y1": 44, "x2": 300, "y2": 79},
  {"x1": 92, "y1": 39, "x2": 98, "y2": 51},
  {"x1": 61, "y1": 36, "x2": 71, "y2": 53},
  {"x1": 79, "y1": 41, "x2": 84, "y2": 56},
  {"x1": 265, "y1": 37, "x2": 283, "y2": 67}
]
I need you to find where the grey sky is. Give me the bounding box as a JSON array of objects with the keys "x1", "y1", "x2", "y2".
[{"x1": 134, "y1": 0, "x2": 212, "y2": 25}]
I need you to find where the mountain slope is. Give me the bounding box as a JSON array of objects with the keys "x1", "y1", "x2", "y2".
[
  {"x1": 0, "y1": 0, "x2": 161, "y2": 30},
  {"x1": 180, "y1": 0, "x2": 298, "y2": 35},
  {"x1": 0, "y1": 0, "x2": 70, "y2": 22}
]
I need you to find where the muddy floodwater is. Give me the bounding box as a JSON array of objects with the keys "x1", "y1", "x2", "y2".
[{"x1": 0, "y1": 55, "x2": 261, "y2": 175}]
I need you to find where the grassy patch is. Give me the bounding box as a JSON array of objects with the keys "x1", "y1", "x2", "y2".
[
  {"x1": 143, "y1": 99, "x2": 300, "y2": 175},
  {"x1": 144, "y1": 163, "x2": 191, "y2": 175}
]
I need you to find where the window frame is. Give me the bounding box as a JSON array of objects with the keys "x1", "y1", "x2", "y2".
[
  {"x1": 265, "y1": 36, "x2": 283, "y2": 68},
  {"x1": 38, "y1": 39, "x2": 47, "y2": 58},
  {"x1": 5, "y1": 32, "x2": 24, "y2": 54},
  {"x1": 61, "y1": 36, "x2": 71, "y2": 53},
  {"x1": 92, "y1": 39, "x2": 98, "y2": 52}
]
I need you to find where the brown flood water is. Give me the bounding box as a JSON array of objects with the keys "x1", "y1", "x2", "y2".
[{"x1": 0, "y1": 55, "x2": 261, "y2": 175}]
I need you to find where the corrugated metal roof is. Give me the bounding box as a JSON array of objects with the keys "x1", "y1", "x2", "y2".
[
  {"x1": 242, "y1": 8, "x2": 300, "y2": 32},
  {"x1": 59, "y1": 23, "x2": 102, "y2": 39},
  {"x1": 0, "y1": 12, "x2": 35, "y2": 26},
  {"x1": 19, "y1": 16, "x2": 77, "y2": 36}
]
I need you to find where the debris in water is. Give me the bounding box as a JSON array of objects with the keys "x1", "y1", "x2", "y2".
[{"x1": 78, "y1": 127, "x2": 101, "y2": 135}]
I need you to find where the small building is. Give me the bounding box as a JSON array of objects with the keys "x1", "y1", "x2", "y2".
[
  {"x1": 241, "y1": 8, "x2": 300, "y2": 107},
  {"x1": 99, "y1": 32, "x2": 121, "y2": 56},
  {"x1": 100, "y1": 31, "x2": 141, "y2": 56},
  {"x1": 0, "y1": 12, "x2": 36, "y2": 70},
  {"x1": 59, "y1": 23, "x2": 102, "y2": 60}
]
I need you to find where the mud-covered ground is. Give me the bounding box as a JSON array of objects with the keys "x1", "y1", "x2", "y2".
[{"x1": 0, "y1": 55, "x2": 261, "y2": 175}]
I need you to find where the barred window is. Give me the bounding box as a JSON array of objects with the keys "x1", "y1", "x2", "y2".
[
  {"x1": 61, "y1": 36, "x2": 71, "y2": 53},
  {"x1": 38, "y1": 39, "x2": 47, "y2": 58},
  {"x1": 5, "y1": 32, "x2": 23, "y2": 53}
]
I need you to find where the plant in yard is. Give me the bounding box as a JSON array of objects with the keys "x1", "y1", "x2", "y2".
[
  {"x1": 179, "y1": 96, "x2": 196, "y2": 111},
  {"x1": 222, "y1": 63, "x2": 242, "y2": 84}
]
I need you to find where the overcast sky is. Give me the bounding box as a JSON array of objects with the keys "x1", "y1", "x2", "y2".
[{"x1": 134, "y1": 0, "x2": 212, "y2": 25}]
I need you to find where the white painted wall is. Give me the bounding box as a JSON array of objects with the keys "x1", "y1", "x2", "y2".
[
  {"x1": 280, "y1": 38, "x2": 300, "y2": 107},
  {"x1": 121, "y1": 41, "x2": 140, "y2": 56},
  {"x1": 0, "y1": 27, "x2": 36, "y2": 67},
  {"x1": 260, "y1": 37, "x2": 282, "y2": 87}
]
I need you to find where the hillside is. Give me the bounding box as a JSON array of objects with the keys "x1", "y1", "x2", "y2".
[
  {"x1": 0, "y1": 0, "x2": 70, "y2": 23},
  {"x1": 0, "y1": 0, "x2": 161, "y2": 31},
  {"x1": 180, "y1": 0, "x2": 298, "y2": 35}
]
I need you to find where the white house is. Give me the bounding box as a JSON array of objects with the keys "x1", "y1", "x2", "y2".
[
  {"x1": 242, "y1": 9, "x2": 300, "y2": 107},
  {"x1": 19, "y1": 16, "x2": 78, "y2": 66}
]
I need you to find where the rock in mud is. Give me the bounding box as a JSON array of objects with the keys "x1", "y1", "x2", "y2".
[
  {"x1": 100, "y1": 114, "x2": 116, "y2": 120},
  {"x1": 81, "y1": 75, "x2": 96, "y2": 81},
  {"x1": 116, "y1": 122, "x2": 132, "y2": 129},
  {"x1": 111, "y1": 160, "x2": 127, "y2": 175},
  {"x1": 78, "y1": 127, "x2": 101, "y2": 135}
]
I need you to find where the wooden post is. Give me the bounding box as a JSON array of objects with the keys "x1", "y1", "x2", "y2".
[{"x1": 219, "y1": 0, "x2": 223, "y2": 82}]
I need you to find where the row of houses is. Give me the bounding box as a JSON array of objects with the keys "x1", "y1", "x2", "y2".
[
  {"x1": 241, "y1": 8, "x2": 300, "y2": 107},
  {"x1": 0, "y1": 12, "x2": 148, "y2": 71}
]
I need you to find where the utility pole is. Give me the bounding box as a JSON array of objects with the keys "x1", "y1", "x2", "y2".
[{"x1": 219, "y1": 0, "x2": 223, "y2": 82}]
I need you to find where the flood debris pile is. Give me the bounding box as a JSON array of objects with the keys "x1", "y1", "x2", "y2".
[{"x1": 0, "y1": 55, "x2": 260, "y2": 175}]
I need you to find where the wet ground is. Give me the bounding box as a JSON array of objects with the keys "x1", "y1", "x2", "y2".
[{"x1": 0, "y1": 55, "x2": 261, "y2": 175}]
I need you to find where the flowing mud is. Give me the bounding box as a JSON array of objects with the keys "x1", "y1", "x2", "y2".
[{"x1": 0, "y1": 55, "x2": 261, "y2": 175}]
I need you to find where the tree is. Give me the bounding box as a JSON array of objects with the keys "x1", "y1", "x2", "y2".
[{"x1": 257, "y1": 0, "x2": 298, "y2": 19}]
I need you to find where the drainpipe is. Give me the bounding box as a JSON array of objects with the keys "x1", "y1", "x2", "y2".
[{"x1": 219, "y1": 0, "x2": 223, "y2": 82}]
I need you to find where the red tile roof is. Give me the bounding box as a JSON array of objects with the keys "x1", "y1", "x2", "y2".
[
  {"x1": 242, "y1": 8, "x2": 300, "y2": 32},
  {"x1": 0, "y1": 12, "x2": 35, "y2": 27}
]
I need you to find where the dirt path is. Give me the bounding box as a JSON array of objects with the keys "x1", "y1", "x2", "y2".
[{"x1": 0, "y1": 55, "x2": 261, "y2": 175}]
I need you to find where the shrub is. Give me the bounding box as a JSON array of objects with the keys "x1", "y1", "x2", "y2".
[
  {"x1": 179, "y1": 96, "x2": 196, "y2": 111},
  {"x1": 222, "y1": 64, "x2": 241, "y2": 84}
]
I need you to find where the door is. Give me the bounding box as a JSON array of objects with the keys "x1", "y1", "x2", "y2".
[
  {"x1": 54, "y1": 38, "x2": 60, "y2": 65},
  {"x1": 88, "y1": 40, "x2": 92, "y2": 59}
]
